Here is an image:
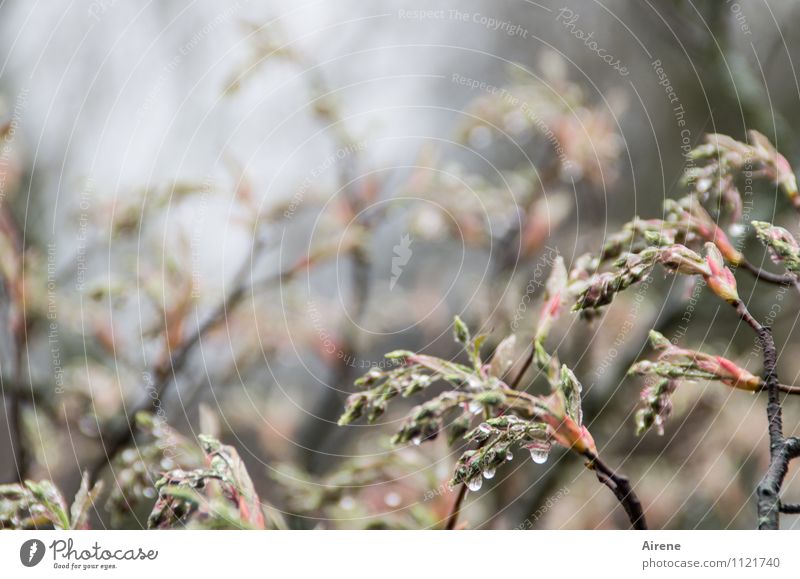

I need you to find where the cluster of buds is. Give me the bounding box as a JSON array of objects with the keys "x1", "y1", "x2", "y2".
[
  {"x1": 630, "y1": 330, "x2": 762, "y2": 390},
  {"x1": 391, "y1": 391, "x2": 472, "y2": 446},
  {"x1": 451, "y1": 416, "x2": 548, "y2": 491},
  {"x1": 0, "y1": 473, "x2": 102, "y2": 530},
  {"x1": 572, "y1": 249, "x2": 658, "y2": 310},
  {"x1": 573, "y1": 242, "x2": 740, "y2": 312},
  {"x1": 663, "y1": 197, "x2": 743, "y2": 265},
  {"x1": 338, "y1": 349, "x2": 477, "y2": 427},
  {"x1": 752, "y1": 221, "x2": 800, "y2": 276},
  {"x1": 149, "y1": 435, "x2": 267, "y2": 529},
  {"x1": 533, "y1": 366, "x2": 595, "y2": 456},
  {"x1": 535, "y1": 256, "x2": 568, "y2": 342},
  {"x1": 635, "y1": 378, "x2": 678, "y2": 436},
  {"x1": 105, "y1": 412, "x2": 201, "y2": 527},
  {"x1": 683, "y1": 131, "x2": 799, "y2": 217},
  {"x1": 629, "y1": 330, "x2": 762, "y2": 435}
]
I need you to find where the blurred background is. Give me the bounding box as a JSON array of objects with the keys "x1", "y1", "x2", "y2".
[{"x1": 1, "y1": 0, "x2": 800, "y2": 529}]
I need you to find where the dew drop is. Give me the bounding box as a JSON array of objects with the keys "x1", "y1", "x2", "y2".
[
  {"x1": 466, "y1": 476, "x2": 483, "y2": 492},
  {"x1": 339, "y1": 496, "x2": 355, "y2": 510},
  {"x1": 483, "y1": 467, "x2": 496, "y2": 480},
  {"x1": 529, "y1": 447, "x2": 549, "y2": 464},
  {"x1": 506, "y1": 451, "x2": 514, "y2": 462},
  {"x1": 384, "y1": 492, "x2": 401, "y2": 507},
  {"x1": 411, "y1": 436, "x2": 422, "y2": 446}
]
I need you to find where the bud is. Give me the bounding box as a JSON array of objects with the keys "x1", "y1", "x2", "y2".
[
  {"x1": 535, "y1": 256, "x2": 567, "y2": 342},
  {"x1": 752, "y1": 221, "x2": 800, "y2": 275},
  {"x1": 703, "y1": 243, "x2": 740, "y2": 304},
  {"x1": 453, "y1": 316, "x2": 470, "y2": 346},
  {"x1": 656, "y1": 244, "x2": 709, "y2": 277}
]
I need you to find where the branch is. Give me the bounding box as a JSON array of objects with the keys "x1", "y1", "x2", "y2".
[
  {"x1": 735, "y1": 300, "x2": 798, "y2": 529},
  {"x1": 739, "y1": 259, "x2": 800, "y2": 293},
  {"x1": 585, "y1": 452, "x2": 647, "y2": 530},
  {"x1": 445, "y1": 483, "x2": 468, "y2": 530},
  {"x1": 88, "y1": 239, "x2": 284, "y2": 482},
  {"x1": 780, "y1": 501, "x2": 800, "y2": 514}
]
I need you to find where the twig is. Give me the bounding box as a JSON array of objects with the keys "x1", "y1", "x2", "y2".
[
  {"x1": 509, "y1": 345, "x2": 534, "y2": 390},
  {"x1": 584, "y1": 451, "x2": 647, "y2": 530},
  {"x1": 88, "y1": 239, "x2": 280, "y2": 482},
  {"x1": 740, "y1": 259, "x2": 800, "y2": 293},
  {"x1": 779, "y1": 502, "x2": 800, "y2": 514},
  {"x1": 445, "y1": 483, "x2": 468, "y2": 530}
]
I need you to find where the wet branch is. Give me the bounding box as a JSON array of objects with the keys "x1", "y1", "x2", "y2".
[
  {"x1": 585, "y1": 451, "x2": 647, "y2": 530},
  {"x1": 735, "y1": 300, "x2": 800, "y2": 529}
]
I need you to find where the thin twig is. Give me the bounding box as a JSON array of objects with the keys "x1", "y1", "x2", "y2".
[
  {"x1": 779, "y1": 502, "x2": 800, "y2": 514},
  {"x1": 739, "y1": 259, "x2": 800, "y2": 294},
  {"x1": 509, "y1": 344, "x2": 534, "y2": 390},
  {"x1": 88, "y1": 239, "x2": 281, "y2": 482},
  {"x1": 445, "y1": 483, "x2": 468, "y2": 530},
  {"x1": 585, "y1": 451, "x2": 647, "y2": 530}
]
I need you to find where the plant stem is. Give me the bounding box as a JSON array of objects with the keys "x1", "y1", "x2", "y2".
[
  {"x1": 445, "y1": 483, "x2": 468, "y2": 530},
  {"x1": 88, "y1": 239, "x2": 278, "y2": 482},
  {"x1": 780, "y1": 502, "x2": 800, "y2": 514},
  {"x1": 739, "y1": 258, "x2": 798, "y2": 288},
  {"x1": 585, "y1": 452, "x2": 647, "y2": 530},
  {"x1": 734, "y1": 300, "x2": 800, "y2": 529}
]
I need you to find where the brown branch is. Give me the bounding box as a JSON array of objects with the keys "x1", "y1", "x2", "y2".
[
  {"x1": 780, "y1": 501, "x2": 800, "y2": 514},
  {"x1": 734, "y1": 300, "x2": 799, "y2": 529},
  {"x1": 509, "y1": 344, "x2": 534, "y2": 390},
  {"x1": 88, "y1": 240, "x2": 283, "y2": 482},
  {"x1": 444, "y1": 483, "x2": 468, "y2": 530},
  {"x1": 585, "y1": 451, "x2": 647, "y2": 530},
  {"x1": 739, "y1": 259, "x2": 800, "y2": 294}
]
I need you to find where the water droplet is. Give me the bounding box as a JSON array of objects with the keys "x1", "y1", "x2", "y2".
[
  {"x1": 339, "y1": 496, "x2": 355, "y2": 510},
  {"x1": 143, "y1": 487, "x2": 156, "y2": 499},
  {"x1": 466, "y1": 476, "x2": 483, "y2": 492},
  {"x1": 483, "y1": 467, "x2": 496, "y2": 479},
  {"x1": 411, "y1": 436, "x2": 422, "y2": 446},
  {"x1": 384, "y1": 492, "x2": 401, "y2": 507},
  {"x1": 506, "y1": 451, "x2": 514, "y2": 462},
  {"x1": 529, "y1": 447, "x2": 549, "y2": 464}
]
